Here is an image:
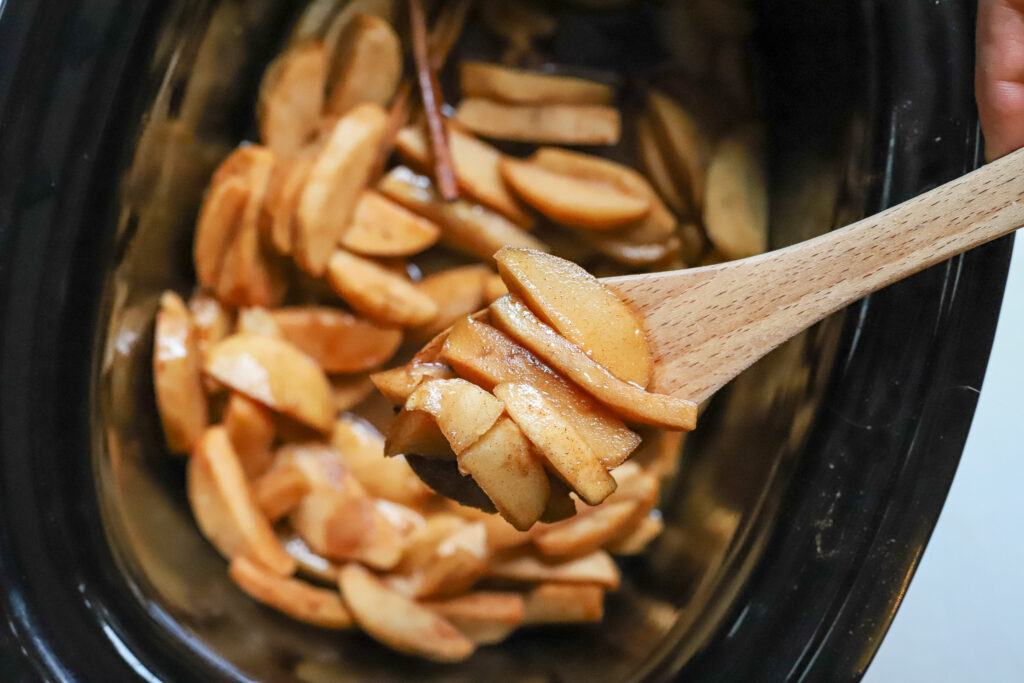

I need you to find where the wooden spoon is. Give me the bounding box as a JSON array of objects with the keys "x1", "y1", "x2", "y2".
[
  {"x1": 409, "y1": 147, "x2": 1024, "y2": 507},
  {"x1": 607, "y1": 146, "x2": 1024, "y2": 403}
]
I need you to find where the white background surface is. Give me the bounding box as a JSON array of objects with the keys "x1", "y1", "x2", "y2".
[{"x1": 865, "y1": 236, "x2": 1024, "y2": 681}]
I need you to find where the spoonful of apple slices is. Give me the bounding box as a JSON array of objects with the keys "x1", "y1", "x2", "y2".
[{"x1": 376, "y1": 146, "x2": 1024, "y2": 528}]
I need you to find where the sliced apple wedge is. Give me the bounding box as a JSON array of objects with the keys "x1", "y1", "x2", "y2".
[
  {"x1": 187, "y1": 427, "x2": 296, "y2": 575},
  {"x1": 411, "y1": 265, "x2": 491, "y2": 341},
  {"x1": 485, "y1": 547, "x2": 620, "y2": 589},
  {"x1": 636, "y1": 112, "x2": 691, "y2": 217},
  {"x1": 460, "y1": 61, "x2": 614, "y2": 105},
  {"x1": 153, "y1": 291, "x2": 208, "y2": 454},
  {"x1": 703, "y1": 130, "x2": 768, "y2": 259},
  {"x1": 339, "y1": 190, "x2": 441, "y2": 257},
  {"x1": 252, "y1": 462, "x2": 310, "y2": 521},
  {"x1": 442, "y1": 317, "x2": 640, "y2": 467},
  {"x1": 187, "y1": 292, "x2": 234, "y2": 361},
  {"x1": 258, "y1": 42, "x2": 327, "y2": 156},
  {"x1": 223, "y1": 393, "x2": 274, "y2": 478},
  {"x1": 483, "y1": 273, "x2": 508, "y2": 303},
  {"x1": 331, "y1": 415, "x2": 431, "y2": 506},
  {"x1": 269, "y1": 306, "x2": 402, "y2": 373},
  {"x1": 589, "y1": 234, "x2": 682, "y2": 267},
  {"x1": 604, "y1": 511, "x2": 664, "y2": 555},
  {"x1": 490, "y1": 296, "x2": 698, "y2": 430},
  {"x1": 522, "y1": 583, "x2": 604, "y2": 624},
  {"x1": 404, "y1": 378, "x2": 505, "y2": 455},
  {"x1": 194, "y1": 174, "x2": 249, "y2": 291},
  {"x1": 493, "y1": 382, "x2": 616, "y2": 506},
  {"x1": 326, "y1": 249, "x2": 439, "y2": 327},
  {"x1": 494, "y1": 247, "x2": 653, "y2": 387},
  {"x1": 394, "y1": 124, "x2": 534, "y2": 227},
  {"x1": 384, "y1": 409, "x2": 456, "y2": 460},
  {"x1": 295, "y1": 103, "x2": 387, "y2": 275},
  {"x1": 423, "y1": 591, "x2": 525, "y2": 645},
  {"x1": 500, "y1": 158, "x2": 650, "y2": 230},
  {"x1": 458, "y1": 417, "x2": 551, "y2": 531},
  {"x1": 280, "y1": 530, "x2": 342, "y2": 585},
  {"x1": 266, "y1": 153, "x2": 316, "y2": 256},
  {"x1": 456, "y1": 98, "x2": 620, "y2": 146},
  {"x1": 533, "y1": 500, "x2": 638, "y2": 557},
  {"x1": 291, "y1": 488, "x2": 408, "y2": 570},
  {"x1": 204, "y1": 333, "x2": 334, "y2": 433},
  {"x1": 400, "y1": 522, "x2": 488, "y2": 599},
  {"x1": 331, "y1": 373, "x2": 375, "y2": 412},
  {"x1": 325, "y1": 14, "x2": 401, "y2": 116},
  {"x1": 378, "y1": 166, "x2": 548, "y2": 261},
  {"x1": 646, "y1": 91, "x2": 708, "y2": 210},
  {"x1": 371, "y1": 362, "x2": 457, "y2": 406},
  {"x1": 229, "y1": 556, "x2": 351, "y2": 628},
  {"x1": 339, "y1": 563, "x2": 475, "y2": 662}
]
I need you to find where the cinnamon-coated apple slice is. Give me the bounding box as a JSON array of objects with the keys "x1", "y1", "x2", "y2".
[
  {"x1": 423, "y1": 591, "x2": 525, "y2": 645},
  {"x1": 703, "y1": 129, "x2": 768, "y2": 259},
  {"x1": 252, "y1": 462, "x2": 311, "y2": 522},
  {"x1": 331, "y1": 415, "x2": 431, "y2": 506},
  {"x1": 223, "y1": 392, "x2": 275, "y2": 478},
  {"x1": 411, "y1": 265, "x2": 491, "y2": 341},
  {"x1": 456, "y1": 98, "x2": 620, "y2": 146},
  {"x1": 269, "y1": 306, "x2": 403, "y2": 373},
  {"x1": 403, "y1": 378, "x2": 505, "y2": 455},
  {"x1": 522, "y1": 583, "x2": 604, "y2": 624},
  {"x1": 485, "y1": 547, "x2": 620, "y2": 589},
  {"x1": 229, "y1": 556, "x2": 351, "y2": 628},
  {"x1": 325, "y1": 14, "x2": 401, "y2": 116},
  {"x1": 532, "y1": 500, "x2": 639, "y2": 557},
  {"x1": 339, "y1": 190, "x2": 441, "y2": 257},
  {"x1": 326, "y1": 249, "x2": 439, "y2": 327},
  {"x1": 257, "y1": 42, "x2": 327, "y2": 157},
  {"x1": 459, "y1": 61, "x2": 614, "y2": 105},
  {"x1": 153, "y1": 291, "x2": 208, "y2": 454}
]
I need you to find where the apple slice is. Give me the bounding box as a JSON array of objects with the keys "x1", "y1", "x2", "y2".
[
  {"x1": 411, "y1": 265, "x2": 491, "y2": 341},
  {"x1": 280, "y1": 530, "x2": 342, "y2": 585},
  {"x1": 490, "y1": 296, "x2": 698, "y2": 430},
  {"x1": 291, "y1": 488, "x2": 408, "y2": 570},
  {"x1": 236, "y1": 306, "x2": 283, "y2": 338},
  {"x1": 500, "y1": 158, "x2": 650, "y2": 230},
  {"x1": 223, "y1": 393, "x2": 274, "y2": 478},
  {"x1": 187, "y1": 427, "x2": 296, "y2": 575},
  {"x1": 339, "y1": 563, "x2": 475, "y2": 662},
  {"x1": 404, "y1": 378, "x2": 505, "y2": 455},
  {"x1": 229, "y1": 556, "x2": 351, "y2": 628},
  {"x1": 458, "y1": 417, "x2": 550, "y2": 531},
  {"x1": 483, "y1": 273, "x2": 508, "y2": 303},
  {"x1": 153, "y1": 291, "x2": 208, "y2": 454},
  {"x1": 703, "y1": 130, "x2": 768, "y2": 259},
  {"x1": 204, "y1": 334, "x2": 334, "y2": 433},
  {"x1": 533, "y1": 500, "x2": 638, "y2": 557},
  {"x1": 258, "y1": 42, "x2": 327, "y2": 156},
  {"x1": 266, "y1": 153, "x2": 316, "y2": 256},
  {"x1": 252, "y1": 463, "x2": 310, "y2": 521},
  {"x1": 589, "y1": 235, "x2": 682, "y2": 267},
  {"x1": 522, "y1": 583, "x2": 604, "y2": 624},
  {"x1": 325, "y1": 14, "x2": 401, "y2": 116},
  {"x1": 485, "y1": 547, "x2": 620, "y2": 589},
  {"x1": 326, "y1": 249, "x2": 439, "y2": 327},
  {"x1": 331, "y1": 373, "x2": 375, "y2": 412},
  {"x1": 459, "y1": 61, "x2": 614, "y2": 105},
  {"x1": 442, "y1": 317, "x2": 640, "y2": 467},
  {"x1": 194, "y1": 147, "x2": 260, "y2": 290},
  {"x1": 394, "y1": 124, "x2": 534, "y2": 227},
  {"x1": 378, "y1": 166, "x2": 548, "y2": 261},
  {"x1": 493, "y1": 382, "x2": 616, "y2": 506},
  {"x1": 340, "y1": 190, "x2": 441, "y2": 257},
  {"x1": 604, "y1": 511, "x2": 664, "y2": 555},
  {"x1": 423, "y1": 591, "x2": 525, "y2": 645},
  {"x1": 295, "y1": 103, "x2": 387, "y2": 275},
  {"x1": 494, "y1": 247, "x2": 653, "y2": 387},
  {"x1": 456, "y1": 98, "x2": 620, "y2": 146},
  {"x1": 371, "y1": 362, "x2": 457, "y2": 405},
  {"x1": 646, "y1": 91, "x2": 708, "y2": 210},
  {"x1": 399, "y1": 522, "x2": 488, "y2": 599},
  {"x1": 187, "y1": 292, "x2": 233, "y2": 360},
  {"x1": 384, "y1": 410, "x2": 456, "y2": 460},
  {"x1": 269, "y1": 306, "x2": 402, "y2": 373},
  {"x1": 636, "y1": 112, "x2": 690, "y2": 217},
  {"x1": 331, "y1": 415, "x2": 431, "y2": 506}
]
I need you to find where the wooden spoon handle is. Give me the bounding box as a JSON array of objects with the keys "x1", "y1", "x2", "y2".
[{"x1": 609, "y1": 146, "x2": 1024, "y2": 402}]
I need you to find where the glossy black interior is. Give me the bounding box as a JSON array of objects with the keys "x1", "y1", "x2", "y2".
[{"x1": 0, "y1": 1, "x2": 1010, "y2": 681}]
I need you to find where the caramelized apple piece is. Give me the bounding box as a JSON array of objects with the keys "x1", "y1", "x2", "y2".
[
  {"x1": 411, "y1": 265, "x2": 491, "y2": 341},
  {"x1": 204, "y1": 334, "x2": 334, "y2": 433},
  {"x1": 500, "y1": 158, "x2": 649, "y2": 229},
  {"x1": 187, "y1": 427, "x2": 296, "y2": 575},
  {"x1": 395, "y1": 522, "x2": 488, "y2": 599},
  {"x1": 460, "y1": 61, "x2": 614, "y2": 105},
  {"x1": 636, "y1": 112, "x2": 691, "y2": 216},
  {"x1": 384, "y1": 409, "x2": 456, "y2": 460},
  {"x1": 522, "y1": 583, "x2": 604, "y2": 623},
  {"x1": 331, "y1": 415, "x2": 431, "y2": 506},
  {"x1": 194, "y1": 171, "x2": 249, "y2": 290},
  {"x1": 280, "y1": 531, "x2": 342, "y2": 584},
  {"x1": 258, "y1": 42, "x2": 327, "y2": 156},
  {"x1": 458, "y1": 417, "x2": 550, "y2": 531},
  {"x1": 223, "y1": 392, "x2": 275, "y2": 478},
  {"x1": 533, "y1": 500, "x2": 638, "y2": 557},
  {"x1": 236, "y1": 306, "x2": 283, "y2": 338},
  {"x1": 404, "y1": 378, "x2": 505, "y2": 455},
  {"x1": 326, "y1": 250, "x2": 438, "y2": 326},
  {"x1": 483, "y1": 273, "x2": 508, "y2": 303},
  {"x1": 153, "y1": 291, "x2": 208, "y2": 453},
  {"x1": 187, "y1": 292, "x2": 234, "y2": 360},
  {"x1": 266, "y1": 153, "x2": 316, "y2": 256},
  {"x1": 491, "y1": 296, "x2": 697, "y2": 429},
  {"x1": 296, "y1": 103, "x2": 387, "y2": 275},
  {"x1": 325, "y1": 14, "x2": 402, "y2": 116},
  {"x1": 456, "y1": 98, "x2": 621, "y2": 145},
  {"x1": 378, "y1": 166, "x2": 548, "y2": 261},
  {"x1": 394, "y1": 124, "x2": 534, "y2": 227},
  {"x1": 442, "y1": 317, "x2": 640, "y2": 467},
  {"x1": 646, "y1": 92, "x2": 708, "y2": 210},
  {"x1": 493, "y1": 382, "x2": 616, "y2": 506},
  {"x1": 371, "y1": 362, "x2": 458, "y2": 406},
  {"x1": 270, "y1": 306, "x2": 402, "y2": 373},
  {"x1": 604, "y1": 511, "x2": 664, "y2": 555},
  {"x1": 339, "y1": 190, "x2": 441, "y2": 257},
  {"x1": 253, "y1": 462, "x2": 311, "y2": 521},
  {"x1": 703, "y1": 130, "x2": 768, "y2": 259},
  {"x1": 339, "y1": 563, "x2": 475, "y2": 662},
  {"x1": 495, "y1": 247, "x2": 653, "y2": 387},
  {"x1": 229, "y1": 556, "x2": 351, "y2": 628},
  {"x1": 330, "y1": 373, "x2": 375, "y2": 412},
  {"x1": 423, "y1": 591, "x2": 525, "y2": 645},
  {"x1": 485, "y1": 547, "x2": 620, "y2": 589}
]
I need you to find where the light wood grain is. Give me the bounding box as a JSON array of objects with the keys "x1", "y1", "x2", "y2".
[{"x1": 607, "y1": 146, "x2": 1024, "y2": 402}]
